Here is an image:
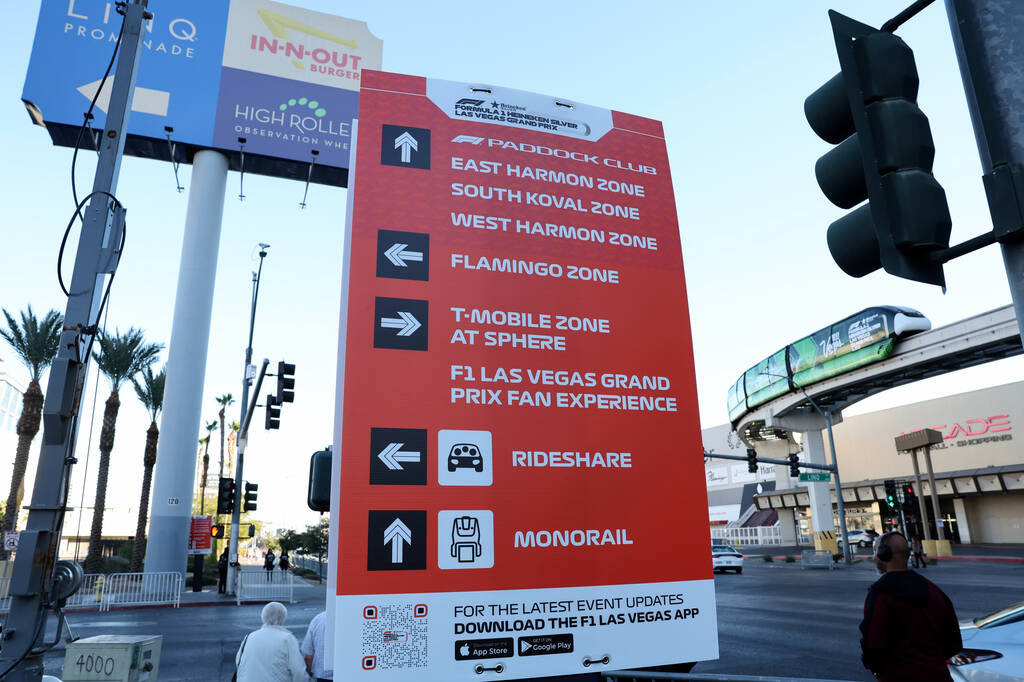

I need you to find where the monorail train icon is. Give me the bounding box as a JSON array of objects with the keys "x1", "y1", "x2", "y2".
[{"x1": 450, "y1": 516, "x2": 482, "y2": 563}]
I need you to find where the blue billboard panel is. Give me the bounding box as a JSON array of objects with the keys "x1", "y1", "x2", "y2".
[{"x1": 21, "y1": 0, "x2": 382, "y2": 187}]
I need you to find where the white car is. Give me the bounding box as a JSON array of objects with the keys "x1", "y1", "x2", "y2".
[
  {"x1": 711, "y1": 545, "x2": 743, "y2": 574},
  {"x1": 949, "y1": 601, "x2": 1024, "y2": 681},
  {"x1": 837, "y1": 529, "x2": 879, "y2": 549}
]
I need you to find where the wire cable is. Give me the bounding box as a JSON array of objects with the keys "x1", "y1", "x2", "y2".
[{"x1": 71, "y1": 9, "x2": 126, "y2": 212}]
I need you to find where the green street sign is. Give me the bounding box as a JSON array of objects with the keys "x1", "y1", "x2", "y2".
[{"x1": 800, "y1": 472, "x2": 831, "y2": 482}]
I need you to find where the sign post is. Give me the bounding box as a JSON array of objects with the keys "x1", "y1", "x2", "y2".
[{"x1": 331, "y1": 70, "x2": 717, "y2": 680}]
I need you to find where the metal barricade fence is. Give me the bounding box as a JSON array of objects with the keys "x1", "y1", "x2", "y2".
[
  {"x1": 63, "y1": 573, "x2": 105, "y2": 609},
  {"x1": 100, "y1": 571, "x2": 182, "y2": 611},
  {"x1": 236, "y1": 568, "x2": 294, "y2": 605}
]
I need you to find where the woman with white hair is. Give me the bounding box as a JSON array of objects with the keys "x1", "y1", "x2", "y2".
[{"x1": 234, "y1": 601, "x2": 309, "y2": 681}]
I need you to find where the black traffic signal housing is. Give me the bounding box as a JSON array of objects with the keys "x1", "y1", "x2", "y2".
[
  {"x1": 243, "y1": 481, "x2": 258, "y2": 512},
  {"x1": 211, "y1": 524, "x2": 225, "y2": 539},
  {"x1": 265, "y1": 394, "x2": 281, "y2": 430},
  {"x1": 884, "y1": 479, "x2": 898, "y2": 509},
  {"x1": 276, "y1": 361, "x2": 295, "y2": 403},
  {"x1": 746, "y1": 448, "x2": 757, "y2": 474},
  {"x1": 247, "y1": 524, "x2": 256, "y2": 539},
  {"x1": 308, "y1": 448, "x2": 332, "y2": 512},
  {"x1": 901, "y1": 483, "x2": 917, "y2": 513},
  {"x1": 805, "y1": 11, "x2": 951, "y2": 287},
  {"x1": 788, "y1": 453, "x2": 800, "y2": 478},
  {"x1": 217, "y1": 477, "x2": 236, "y2": 515}
]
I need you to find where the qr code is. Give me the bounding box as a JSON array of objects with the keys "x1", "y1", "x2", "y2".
[{"x1": 360, "y1": 603, "x2": 428, "y2": 670}]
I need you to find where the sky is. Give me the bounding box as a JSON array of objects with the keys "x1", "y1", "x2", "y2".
[{"x1": 1, "y1": 0, "x2": 1021, "y2": 533}]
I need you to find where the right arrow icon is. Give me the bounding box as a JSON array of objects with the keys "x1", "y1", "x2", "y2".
[
  {"x1": 383, "y1": 518, "x2": 412, "y2": 563},
  {"x1": 380, "y1": 311, "x2": 421, "y2": 337}
]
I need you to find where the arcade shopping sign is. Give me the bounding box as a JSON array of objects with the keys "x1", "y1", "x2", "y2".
[
  {"x1": 330, "y1": 70, "x2": 718, "y2": 680},
  {"x1": 21, "y1": 0, "x2": 382, "y2": 186}
]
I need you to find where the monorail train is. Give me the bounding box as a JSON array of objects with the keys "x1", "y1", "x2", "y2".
[{"x1": 728, "y1": 306, "x2": 931, "y2": 425}]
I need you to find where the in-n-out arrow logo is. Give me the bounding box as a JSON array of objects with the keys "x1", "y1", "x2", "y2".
[
  {"x1": 374, "y1": 297, "x2": 428, "y2": 351},
  {"x1": 367, "y1": 510, "x2": 426, "y2": 570},
  {"x1": 381, "y1": 124, "x2": 431, "y2": 169},
  {"x1": 370, "y1": 427, "x2": 427, "y2": 485},
  {"x1": 377, "y1": 230, "x2": 429, "y2": 281}
]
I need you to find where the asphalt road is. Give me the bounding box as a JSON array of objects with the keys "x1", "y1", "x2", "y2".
[
  {"x1": 694, "y1": 557, "x2": 1024, "y2": 681},
  {"x1": 29, "y1": 559, "x2": 1024, "y2": 681}
]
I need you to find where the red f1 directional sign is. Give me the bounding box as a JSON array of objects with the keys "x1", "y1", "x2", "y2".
[{"x1": 331, "y1": 70, "x2": 717, "y2": 680}]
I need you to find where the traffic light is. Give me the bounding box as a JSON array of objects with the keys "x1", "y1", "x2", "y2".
[
  {"x1": 901, "y1": 483, "x2": 917, "y2": 513},
  {"x1": 884, "y1": 479, "x2": 898, "y2": 509},
  {"x1": 787, "y1": 453, "x2": 800, "y2": 478},
  {"x1": 243, "y1": 481, "x2": 258, "y2": 512},
  {"x1": 265, "y1": 394, "x2": 281, "y2": 430},
  {"x1": 805, "y1": 11, "x2": 951, "y2": 287},
  {"x1": 217, "y1": 477, "x2": 236, "y2": 515},
  {"x1": 211, "y1": 524, "x2": 225, "y2": 539},
  {"x1": 276, "y1": 361, "x2": 295, "y2": 403},
  {"x1": 308, "y1": 448, "x2": 332, "y2": 512},
  {"x1": 746, "y1": 448, "x2": 757, "y2": 474},
  {"x1": 247, "y1": 524, "x2": 256, "y2": 539}
]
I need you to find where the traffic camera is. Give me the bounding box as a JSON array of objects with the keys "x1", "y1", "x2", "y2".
[
  {"x1": 276, "y1": 361, "x2": 295, "y2": 403},
  {"x1": 265, "y1": 394, "x2": 281, "y2": 430},
  {"x1": 805, "y1": 11, "x2": 951, "y2": 287},
  {"x1": 216, "y1": 477, "x2": 236, "y2": 515},
  {"x1": 243, "y1": 481, "x2": 258, "y2": 512}
]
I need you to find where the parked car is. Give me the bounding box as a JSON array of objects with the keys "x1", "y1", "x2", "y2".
[
  {"x1": 711, "y1": 545, "x2": 743, "y2": 574},
  {"x1": 837, "y1": 529, "x2": 879, "y2": 549},
  {"x1": 949, "y1": 601, "x2": 1024, "y2": 681}
]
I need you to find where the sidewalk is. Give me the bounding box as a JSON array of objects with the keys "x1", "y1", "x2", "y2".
[
  {"x1": 178, "y1": 572, "x2": 328, "y2": 608},
  {"x1": 737, "y1": 543, "x2": 1024, "y2": 563}
]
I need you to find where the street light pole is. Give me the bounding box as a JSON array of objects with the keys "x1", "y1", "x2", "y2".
[{"x1": 227, "y1": 245, "x2": 268, "y2": 594}]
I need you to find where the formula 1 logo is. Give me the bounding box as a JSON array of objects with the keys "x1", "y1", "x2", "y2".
[
  {"x1": 456, "y1": 98, "x2": 486, "y2": 106},
  {"x1": 452, "y1": 135, "x2": 484, "y2": 145}
]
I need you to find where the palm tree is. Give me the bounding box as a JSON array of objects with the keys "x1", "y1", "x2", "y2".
[
  {"x1": 129, "y1": 366, "x2": 165, "y2": 572},
  {"x1": 228, "y1": 420, "x2": 240, "y2": 478},
  {"x1": 0, "y1": 306, "x2": 62, "y2": 560},
  {"x1": 84, "y1": 328, "x2": 162, "y2": 574},
  {"x1": 199, "y1": 420, "x2": 217, "y2": 513},
  {"x1": 215, "y1": 394, "x2": 234, "y2": 481}
]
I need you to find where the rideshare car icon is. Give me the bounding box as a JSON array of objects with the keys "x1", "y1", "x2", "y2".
[{"x1": 448, "y1": 443, "x2": 484, "y2": 473}]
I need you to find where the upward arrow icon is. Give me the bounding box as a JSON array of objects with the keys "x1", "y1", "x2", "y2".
[
  {"x1": 394, "y1": 132, "x2": 419, "y2": 163},
  {"x1": 383, "y1": 518, "x2": 412, "y2": 563}
]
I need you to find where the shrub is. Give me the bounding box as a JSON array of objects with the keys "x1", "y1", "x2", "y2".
[
  {"x1": 99, "y1": 556, "x2": 130, "y2": 574},
  {"x1": 784, "y1": 555, "x2": 796, "y2": 563},
  {"x1": 761, "y1": 555, "x2": 774, "y2": 563}
]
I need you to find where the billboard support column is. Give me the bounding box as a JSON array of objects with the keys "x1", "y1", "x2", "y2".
[{"x1": 146, "y1": 149, "x2": 229, "y2": 576}]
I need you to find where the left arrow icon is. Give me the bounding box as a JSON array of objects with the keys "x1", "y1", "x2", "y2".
[
  {"x1": 384, "y1": 243, "x2": 424, "y2": 267},
  {"x1": 379, "y1": 311, "x2": 421, "y2": 337},
  {"x1": 77, "y1": 78, "x2": 170, "y2": 116},
  {"x1": 383, "y1": 518, "x2": 412, "y2": 563},
  {"x1": 377, "y1": 442, "x2": 421, "y2": 470}
]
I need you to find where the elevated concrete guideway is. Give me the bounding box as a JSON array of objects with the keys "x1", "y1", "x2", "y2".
[
  {"x1": 733, "y1": 304, "x2": 1020, "y2": 552},
  {"x1": 737, "y1": 304, "x2": 1021, "y2": 444}
]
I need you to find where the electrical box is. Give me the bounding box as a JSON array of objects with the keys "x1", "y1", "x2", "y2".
[{"x1": 63, "y1": 635, "x2": 162, "y2": 682}]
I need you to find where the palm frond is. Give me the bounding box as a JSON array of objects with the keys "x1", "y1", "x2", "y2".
[
  {"x1": 132, "y1": 365, "x2": 166, "y2": 422},
  {"x1": 92, "y1": 328, "x2": 164, "y2": 390},
  {"x1": 0, "y1": 306, "x2": 63, "y2": 381}
]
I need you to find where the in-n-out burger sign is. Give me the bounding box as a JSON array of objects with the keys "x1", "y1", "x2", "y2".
[{"x1": 899, "y1": 415, "x2": 1012, "y2": 449}]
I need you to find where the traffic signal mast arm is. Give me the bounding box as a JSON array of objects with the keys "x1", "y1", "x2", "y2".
[{"x1": 704, "y1": 451, "x2": 834, "y2": 472}]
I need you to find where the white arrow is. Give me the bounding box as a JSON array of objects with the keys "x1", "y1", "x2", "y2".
[
  {"x1": 394, "y1": 131, "x2": 418, "y2": 163},
  {"x1": 380, "y1": 311, "x2": 421, "y2": 337},
  {"x1": 384, "y1": 243, "x2": 424, "y2": 267},
  {"x1": 77, "y1": 78, "x2": 170, "y2": 117},
  {"x1": 383, "y1": 518, "x2": 412, "y2": 563},
  {"x1": 377, "y1": 442, "x2": 421, "y2": 470}
]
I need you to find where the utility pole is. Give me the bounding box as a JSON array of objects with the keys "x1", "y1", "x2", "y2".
[
  {"x1": 945, "y1": 0, "x2": 1024, "y2": 346},
  {"x1": 0, "y1": 3, "x2": 149, "y2": 679},
  {"x1": 227, "y1": 246, "x2": 269, "y2": 594}
]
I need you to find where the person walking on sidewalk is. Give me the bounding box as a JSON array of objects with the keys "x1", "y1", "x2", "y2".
[
  {"x1": 911, "y1": 535, "x2": 927, "y2": 569},
  {"x1": 264, "y1": 549, "x2": 276, "y2": 582},
  {"x1": 860, "y1": 531, "x2": 961, "y2": 681},
  {"x1": 279, "y1": 550, "x2": 290, "y2": 576},
  {"x1": 301, "y1": 610, "x2": 332, "y2": 682},
  {"x1": 234, "y1": 602, "x2": 308, "y2": 682}
]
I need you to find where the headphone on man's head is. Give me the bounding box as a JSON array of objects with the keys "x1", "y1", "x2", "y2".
[{"x1": 876, "y1": 530, "x2": 906, "y2": 562}]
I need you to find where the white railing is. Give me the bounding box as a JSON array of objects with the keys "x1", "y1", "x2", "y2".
[
  {"x1": 63, "y1": 573, "x2": 105, "y2": 609},
  {"x1": 236, "y1": 569, "x2": 294, "y2": 605},
  {"x1": 801, "y1": 549, "x2": 835, "y2": 570},
  {"x1": 101, "y1": 572, "x2": 181, "y2": 611},
  {"x1": 710, "y1": 525, "x2": 783, "y2": 546}
]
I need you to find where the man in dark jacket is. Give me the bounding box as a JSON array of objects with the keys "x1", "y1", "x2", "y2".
[{"x1": 860, "y1": 531, "x2": 962, "y2": 681}]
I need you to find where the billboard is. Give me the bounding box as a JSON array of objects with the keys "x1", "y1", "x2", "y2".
[
  {"x1": 330, "y1": 70, "x2": 717, "y2": 680},
  {"x1": 187, "y1": 515, "x2": 212, "y2": 555},
  {"x1": 21, "y1": 0, "x2": 382, "y2": 186}
]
